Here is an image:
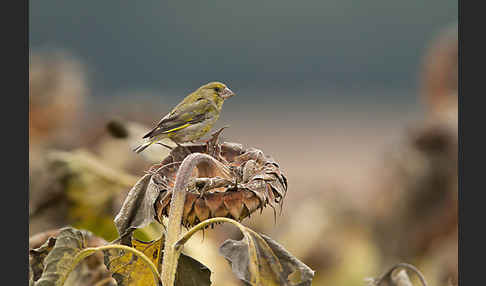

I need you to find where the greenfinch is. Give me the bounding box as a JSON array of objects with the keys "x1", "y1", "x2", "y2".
[{"x1": 133, "y1": 82, "x2": 236, "y2": 153}]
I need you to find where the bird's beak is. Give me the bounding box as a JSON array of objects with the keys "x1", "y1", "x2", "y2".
[{"x1": 221, "y1": 87, "x2": 236, "y2": 99}]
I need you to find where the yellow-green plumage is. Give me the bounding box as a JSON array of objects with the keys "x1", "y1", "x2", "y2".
[{"x1": 133, "y1": 82, "x2": 235, "y2": 153}]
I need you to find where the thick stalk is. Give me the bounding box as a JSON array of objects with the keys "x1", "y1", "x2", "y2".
[{"x1": 160, "y1": 153, "x2": 226, "y2": 286}]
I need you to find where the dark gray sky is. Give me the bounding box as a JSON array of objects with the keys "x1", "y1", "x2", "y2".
[{"x1": 30, "y1": 0, "x2": 457, "y2": 99}]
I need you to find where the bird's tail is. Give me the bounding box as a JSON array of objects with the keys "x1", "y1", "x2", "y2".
[{"x1": 133, "y1": 140, "x2": 155, "y2": 153}]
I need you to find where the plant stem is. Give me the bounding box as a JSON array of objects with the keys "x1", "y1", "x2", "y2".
[
  {"x1": 174, "y1": 217, "x2": 246, "y2": 251},
  {"x1": 160, "y1": 153, "x2": 227, "y2": 286}
]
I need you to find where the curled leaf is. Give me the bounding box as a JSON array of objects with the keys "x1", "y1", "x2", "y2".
[
  {"x1": 220, "y1": 231, "x2": 314, "y2": 286},
  {"x1": 29, "y1": 263, "x2": 34, "y2": 286},
  {"x1": 29, "y1": 236, "x2": 57, "y2": 281},
  {"x1": 175, "y1": 217, "x2": 313, "y2": 286},
  {"x1": 114, "y1": 174, "x2": 160, "y2": 244},
  {"x1": 32, "y1": 227, "x2": 108, "y2": 286},
  {"x1": 391, "y1": 270, "x2": 414, "y2": 286},
  {"x1": 366, "y1": 263, "x2": 428, "y2": 286}
]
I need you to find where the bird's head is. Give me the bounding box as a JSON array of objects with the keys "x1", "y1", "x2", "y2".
[{"x1": 199, "y1": 82, "x2": 236, "y2": 101}]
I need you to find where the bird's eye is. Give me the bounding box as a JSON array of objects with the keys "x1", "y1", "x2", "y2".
[{"x1": 214, "y1": 87, "x2": 221, "y2": 92}]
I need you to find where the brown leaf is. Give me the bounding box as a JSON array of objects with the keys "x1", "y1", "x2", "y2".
[
  {"x1": 114, "y1": 174, "x2": 161, "y2": 244},
  {"x1": 366, "y1": 263, "x2": 428, "y2": 286},
  {"x1": 219, "y1": 228, "x2": 314, "y2": 286},
  {"x1": 175, "y1": 253, "x2": 212, "y2": 286},
  {"x1": 30, "y1": 236, "x2": 57, "y2": 281},
  {"x1": 32, "y1": 227, "x2": 110, "y2": 286}
]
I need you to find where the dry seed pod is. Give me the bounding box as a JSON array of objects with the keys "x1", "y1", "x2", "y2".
[{"x1": 152, "y1": 129, "x2": 288, "y2": 228}]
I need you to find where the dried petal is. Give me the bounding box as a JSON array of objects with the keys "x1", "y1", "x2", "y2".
[
  {"x1": 223, "y1": 192, "x2": 245, "y2": 220},
  {"x1": 243, "y1": 193, "x2": 262, "y2": 213},
  {"x1": 194, "y1": 198, "x2": 210, "y2": 222},
  {"x1": 204, "y1": 193, "x2": 227, "y2": 217}
]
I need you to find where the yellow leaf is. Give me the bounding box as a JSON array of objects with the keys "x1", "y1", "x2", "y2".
[{"x1": 104, "y1": 238, "x2": 163, "y2": 286}]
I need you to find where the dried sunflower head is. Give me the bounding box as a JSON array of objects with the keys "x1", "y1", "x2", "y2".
[{"x1": 151, "y1": 128, "x2": 288, "y2": 228}]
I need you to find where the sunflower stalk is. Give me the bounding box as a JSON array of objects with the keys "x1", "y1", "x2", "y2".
[{"x1": 160, "y1": 152, "x2": 228, "y2": 286}]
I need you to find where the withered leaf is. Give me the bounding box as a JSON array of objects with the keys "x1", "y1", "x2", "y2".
[
  {"x1": 103, "y1": 238, "x2": 163, "y2": 286},
  {"x1": 33, "y1": 227, "x2": 90, "y2": 286},
  {"x1": 219, "y1": 228, "x2": 314, "y2": 286},
  {"x1": 29, "y1": 228, "x2": 110, "y2": 286},
  {"x1": 114, "y1": 174, "x2": 161, "y2": 245},
  {"x1": 391, "y1": 270, "x2": 414, "y2": 286},
  {"x1": 366, "y1": 263, "x2": 427, "y2": 286},
  {"x1": 175, "y1": 252, "x2": 212, "y2": 286},
  {"x1": 30, "y1": 264, "x2": 34, "y2": 286},
  {"x1": 30, "y1": 236, "x2": 57, "y2": 281}
]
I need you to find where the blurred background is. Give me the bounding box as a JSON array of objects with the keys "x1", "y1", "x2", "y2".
[{"x1": 29, "y1": 1, "x2": 458, "y2": 286}]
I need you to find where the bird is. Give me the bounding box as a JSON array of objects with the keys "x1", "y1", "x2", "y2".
[{"x1": 133, "y1": 82, "x2": 236, "y2": 153}]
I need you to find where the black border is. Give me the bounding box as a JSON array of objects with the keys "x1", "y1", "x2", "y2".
[
  {"x1": 5, "y1": 0, "x2": 29, "y2": 282},
  {"x1": 459, "y1": 0, "x2": 482, "y2": 285}
]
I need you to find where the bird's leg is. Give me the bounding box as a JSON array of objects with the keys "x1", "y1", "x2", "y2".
[
  {"x1": 156, "y1": 142, "x2": 174, "y2": 150},
  {"x1": 170, "y1": 138, "x2": 192, "y2": 156},
  {"x1": 170, "y1": 139, "x2": 184, "y2": 148}
]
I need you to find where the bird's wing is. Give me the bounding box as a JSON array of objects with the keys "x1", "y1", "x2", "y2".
[{"x1": 142, "y1": 99, "x2": 216, "y2": 139}]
